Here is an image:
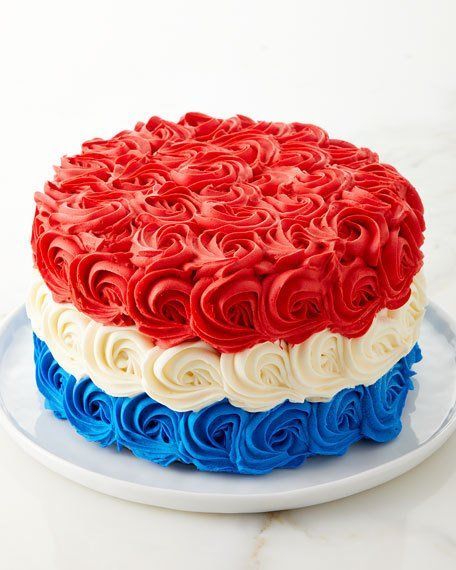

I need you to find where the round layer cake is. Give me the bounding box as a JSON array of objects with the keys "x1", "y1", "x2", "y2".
[{"x1": 28, "y1": 113, "x2": 426, "y2": 474}]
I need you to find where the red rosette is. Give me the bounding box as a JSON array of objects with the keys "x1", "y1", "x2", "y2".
[
  {"x1": 290, "y1": 167, "x2": 354, "y2": 200},
  {"x1": 170, "y1": 150, "x2": 253, "y2": 191},
  {"x1": 324, "y1": 198, "x2": 390, "y2": 266},
  {"x1": 329, "y1": 258, "x2": 384, "y2": 337},
  {"x1": 69, "y1": 252, "x2": 134, "y2": 326},
  {"x1": 284, "y1": 123, "x2": 329, "y2": 145},
  {"x1": 253, "y1": 121, "x2": 296, "y2": 138},
  {"x1": 111, "y1": 156, "x2": 170, "y2": 192},
  {"x1": 47, "y1": 194, "x2": 132, "y2": 236},
  {"x1": 263, "y1": 219, "x2": 340, "y2": 269},
  {"x1": 380, "y1": 212, "x2": 424, "y2": 308},
  {"x1": 54, "y1": 153, "x2": 114, "y2": 184},
  {"x1": 211, "y1": 130, "x2": 281, "y2": 174},
  {"x1": 178, "y1": 112, "x2": 255, "y2": 141},
  {"x1": 260, "y1": 252, "x2": 335, "y2": 344},
  {"x1": 133, "y1": 183, "x2": 201, "y2": 227},
  {"x1": 262, "y1": 222, "x2": 312, "y2": 261},
  {"x1": 135, "y1": 116, "x2": 193, "y2": 151},
  {"x1": 35, "y1": 230, "x2": 84, "y2": 303},
  {"x1": 254, "y1": 122, "x2": 328, "y2": 146},
  {"x1": 130, "y1": 222, "x2": 195, "y2": 270},
  {"x1": 274, "y1": 141, "x2": 331, "y2": 172},
  {"x1": 191, "y1": 228, "x2": 265, "y2": 278},
  {"x1": 190, "y1": 269, "x2": 268, "y2": 352},
  {"x1": 197, "y1": 181, "x2": 262, "y2": 206},
  {"x1": 154, "y1": 141, "x2": 212, "y2": 169},
  {"x1": 82, "y1": 129, "x2": 151, "y2": 158},
  {"x1": 354, "y1": 163, "x2": 425, "y2": 230},
  {"x1": 126, "y1": 267, "x2": 195, "y2": 347},
  {"x1": 262, "y1": 192, "x2": 327, "y2": 225},
  {"x1": 253, "y1": 166, "x2": 303, "y2": 196},
  {"x1": 328, "y1": 140, "x2": 378, "y2": 169}
]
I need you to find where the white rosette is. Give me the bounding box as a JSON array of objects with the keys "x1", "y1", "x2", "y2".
[
  {"x1": 343, "y1": 309, "x2": 407, "y2": 385},
  {"x1": 220, "y1": 341, "x2": 300, "y2": 412},
  {"x1": 42, "y1": 303, "x2": 90, "y2": 379},
  {"x1": 388, "y1": 272, "x2": 426, "y2": 347},
  {"x1": 289, "y1": 330, "x2": 347, "y2": 401},
  {"x1": 141, "y1": 341, "x2": 224, "y2": 411},
  {"x1": 82, "y1": 322, "x2": 153, "y2": 397},
  {"x1": 26, "y1": 270, "x2": 53, "y2": 338}
]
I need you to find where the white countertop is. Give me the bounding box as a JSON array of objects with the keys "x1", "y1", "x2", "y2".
[{"x1": 1, "y1": 1, "x2": 455, "y2": 568}]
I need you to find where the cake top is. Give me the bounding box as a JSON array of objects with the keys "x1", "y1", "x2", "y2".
[{"x1": 32, "y1": 113, "x2": 424, "y2": 353}]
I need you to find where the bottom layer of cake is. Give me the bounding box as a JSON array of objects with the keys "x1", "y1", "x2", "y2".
[{"x1": 33, "y1": 334, "x2": 422, "y2": 475}]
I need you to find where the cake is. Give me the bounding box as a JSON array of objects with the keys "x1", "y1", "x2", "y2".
[{"x1": 27, "y1": 113, "x2": 426, "y2": 475}]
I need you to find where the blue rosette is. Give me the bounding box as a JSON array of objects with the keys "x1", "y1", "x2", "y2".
[
  {"x1": 178, "y1": 400, "x2": 247, "y2": 473},
  {"x1": 33, "y1": 335, "x2": 69, "y2": 419},
  {"x1": 63, "y1": 376, "x2": 117, "y2": 448},
  {"x1": 237, "y1": 403, "x2": 312, "y2": 474},
  {"x1": 115, "y1": 393, "x2": 183, "y2": 466},
  {"x1": 308, "y1": 387, "x2": 365, "y2": 455},
  {"x1": 361, "y1": 344, "x2": 422, "y2": 442}
]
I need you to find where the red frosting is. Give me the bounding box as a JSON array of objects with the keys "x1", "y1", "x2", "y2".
[{"x1": 32, "y1": 113, "x2": 425, "y2": 352}]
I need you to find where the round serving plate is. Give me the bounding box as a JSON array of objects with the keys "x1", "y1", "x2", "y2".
[{"x1": 0, "y1": 304, "x2": 455, "y2": 513}]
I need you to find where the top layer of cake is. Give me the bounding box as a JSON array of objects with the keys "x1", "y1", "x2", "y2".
[{"x1": 31, "y1": 113, "x2": 425, "y2": 353}]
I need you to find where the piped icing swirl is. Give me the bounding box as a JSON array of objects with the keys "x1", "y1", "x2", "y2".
[
  {"x1": 31, "y1": 113, "x2": 425, "y2": 353},
  {"x1": 27, "y1": 271, "x2": 426, "y2": 412}
]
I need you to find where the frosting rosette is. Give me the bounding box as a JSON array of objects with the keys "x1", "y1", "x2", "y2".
[
  {"x1": 141, "y1": 341, "x2": 224, "y2": 411},
  {"x1": 220, "y1": 341, "x2": 301, "y2": 411},
  {"x1": 236, "y1": 403, "x2": 312, "y2": 472},
  {"x1": 82, "y1": 321, "x2": 154, "y2": 397},
  {"x1": 63, "y1": 377, "x2": 117, "y2": 448},
  {"x1": 361, "y1": 364, "x2": 415, "y2": 442},
  {"x1": 33, "y1": 334, "x2": 68, "y2": 419},
  {"x1": 32, "y1": 336, "x2": 423, "y2": 475},
  {"x1": 179, "y1": 401, "x2": 247, "y2": 472},
  {"x1": 31, "y1": 113, "x2": 425, "y2": 353},
  {"x1": 115, "y1": 394, "x2": 182, "y2": 466},
  {"x1": 41, "y1": 303, "x2": 90, "y2": 380},
  {"x1": 289, "y1": 330, "x2": 346, "y2": 399},
  {"x1": 308, "y1": 387, "x2": 364, "y2": 455}
]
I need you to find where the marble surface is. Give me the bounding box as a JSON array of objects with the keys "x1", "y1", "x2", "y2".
[{"x1": 1, "y1": 1, "x2": 456, "y2": 568}]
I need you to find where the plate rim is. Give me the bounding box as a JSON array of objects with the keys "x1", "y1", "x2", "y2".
[{"x1": 0, "y1": 303, "x2": 455, "y2": 513}]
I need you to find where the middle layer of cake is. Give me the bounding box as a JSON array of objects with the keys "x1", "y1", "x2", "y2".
[{"x1": 27, "y1": 271, "x2": 425, "y2": 412}]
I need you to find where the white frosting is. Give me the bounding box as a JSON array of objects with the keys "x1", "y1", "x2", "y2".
[
  {"x1": 142, "y1": 341, "x2": 224, "y2": 411},
  {"x1": 27, "y1": 270, "x2": 426, "y2": 412},
  {"x1": 83, "y1": 322, "x2": 154, "y2": 397},
  {"x1": 221, "y1": 341, "x2": 302, "y2": 411},
  {"x1": 289, "y1": 330, "x2": 347, "y2": 400},
  {"x1": 42, "y1": 302, "x2": 90, "y2": 380},
  {"x1": 26, "y1": 276, "x2": 52, "y2": 338}
]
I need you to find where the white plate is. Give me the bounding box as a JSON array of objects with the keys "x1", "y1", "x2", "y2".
[{"x1": 0, "y1": 304, "x2": 455, "y2": 513}]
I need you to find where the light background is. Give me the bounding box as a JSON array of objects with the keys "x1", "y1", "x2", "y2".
[{"x1": 0, "y1": 1, "x2": 456, "y2": 569}]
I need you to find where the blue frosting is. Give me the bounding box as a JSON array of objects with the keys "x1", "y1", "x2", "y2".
[
  {"x1": 308, "y1": 386, "x2": 365, "y2": 456},
  {"x1": 361, "y1": 363, "x2": 414, "y2": 442},
  {"x1": 32, "y1": 335, "x2": 422, "y2": 475},
  {"x1": 63, "y1": 377, "x2": 118, "y2": 448},
  {"x1": 33, "y1": 334, "x2": 68, "y2": 420},
  {"x1": 116, "y1": 394, "x2": 183, "y2": 466}
]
